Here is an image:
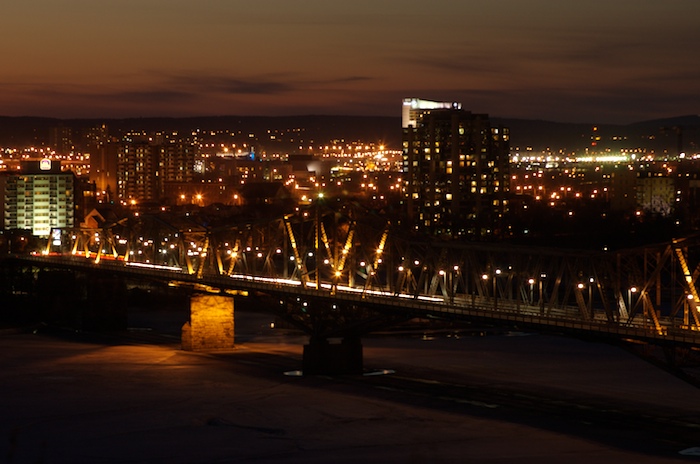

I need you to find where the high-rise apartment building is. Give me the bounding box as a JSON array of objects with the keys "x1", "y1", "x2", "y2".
[
  {"x1": 402, "y1": 98, "x2": 510, "y2": 239},
  {"x1": 86, "y1": 124, "x2": 118, "y2": 200},
  {"x1": 160, "y1": 137, "x2": 196, "y2": 184},
  {"x1": 116, "y1": 133, "x2": 197, "y2": 204},
  {"x1": 117, "y1": 134, "x2": 158, "y2": 203},
  {"x1": 49, "y1": 125, "x2": 74, "y2": 154},
  {"x1": 1, "y1": 160, "x2": 75, "y2": 236}
]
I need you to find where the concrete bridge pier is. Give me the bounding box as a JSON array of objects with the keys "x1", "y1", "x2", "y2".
[{"x1": 302, "y1": 336, "x2": 363, "y2": 375}]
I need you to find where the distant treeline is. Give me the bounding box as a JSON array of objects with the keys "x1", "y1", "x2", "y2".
[{"x1": 1, "y1": 114, "x2": 699, "y2": 153}]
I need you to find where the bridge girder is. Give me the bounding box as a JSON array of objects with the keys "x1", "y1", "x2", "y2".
[{"x1": 40, "y1": 209, "x2": 700, "y2": 340}]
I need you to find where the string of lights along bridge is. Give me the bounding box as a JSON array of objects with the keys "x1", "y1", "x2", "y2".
[{"x1": 24, "y1": 203, "x2": 700, "y2": 350}]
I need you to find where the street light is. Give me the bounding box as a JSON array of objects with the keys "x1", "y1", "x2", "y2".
[
  {"x1": 576, "y1": 281, "x2": 592, "y2": 316},
  {"x1": 539, "y1": 273, "x2": 547, "y2": 315},
  {"x1": 481, "y1": 273, "x2": 490, "y2": 304},
  {"x1": 687, "y1": 294, "x2": 695, "y2": 326},
  {"x1": 448, "y1": 266, "x2": 459, "y2": 303},
  {"x1": 628, "y1": 286, "x2": 638, "y2": 311},
  {"x1": 437, "y1": 269, "x2": 449, "y2": 302},
  {"x1": 493, "y1": 269, "x2": 501, "y2": 310}
]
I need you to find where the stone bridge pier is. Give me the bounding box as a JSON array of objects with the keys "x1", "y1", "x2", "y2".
[
  {"x1": 180, "y1": 293, "x2": 364, "y2": 375},
  {"x1": 181, "y1": 294, "x2": 235, "y2": 351}
]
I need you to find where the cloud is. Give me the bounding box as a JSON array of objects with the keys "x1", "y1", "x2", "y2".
[
  {"x1": 166, "y1": 74, "x2": 295, "y2": 95},
  {"x1": 407, "y1": 53, "x2": 509, "y2": 76},
  {"x1": 102, "y1": 90, "x2": 196, "y2": 103},
  {"x1": 164, "y1": 72, "x2": 375, "y2": 95},
  {"x1": 0, "y1": 71, "x2": 380, "y2": 118}
]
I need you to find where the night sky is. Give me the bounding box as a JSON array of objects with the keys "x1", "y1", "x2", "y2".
[{"x1": 2, "y1": 0, "x2": 699, "y2": 123}]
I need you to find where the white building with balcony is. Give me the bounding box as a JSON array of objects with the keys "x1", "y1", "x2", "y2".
[{"x1": 1, "y1": 159, "x2": 75, "y2": 237}]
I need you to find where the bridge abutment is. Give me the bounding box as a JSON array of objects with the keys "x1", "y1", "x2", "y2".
[
  {"x1": 302, "y1": 336, "x2": 363, "y2": 375},
  {"x1": 182, "y1": 294, "x2": 235, "y2": 351}
]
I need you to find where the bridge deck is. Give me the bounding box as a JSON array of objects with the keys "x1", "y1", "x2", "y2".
[{"x1": 9, "y1": 254, "x2": 700, "y2": 348}]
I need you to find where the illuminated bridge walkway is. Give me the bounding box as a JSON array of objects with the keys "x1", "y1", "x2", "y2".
[{"x1": 6, "y1": 205, "x2": 700, "y2": 375}]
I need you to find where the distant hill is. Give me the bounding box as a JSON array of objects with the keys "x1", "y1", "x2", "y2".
[
  {"x1": 631, "y1": 115, "x2": 700, "y2": 128},
  {"x1": 0, "y1": 115, "x2": 402, "y2": 150},
  {"x1": 492, "y1": 118, "x2": 595, "y2": 152},
  {"x1": 492, "y1": 115, "x2": 700, "y2": 154},
  {"x1": 1, "y1": 114, "x2": 699, "y2": 154}
]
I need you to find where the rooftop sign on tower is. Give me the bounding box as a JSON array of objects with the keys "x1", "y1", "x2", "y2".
[{"x1": 402, "y1": 98, "x2": 462, "y2": 128}]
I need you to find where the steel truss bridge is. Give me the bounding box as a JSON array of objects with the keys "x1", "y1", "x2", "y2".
[{"x1": 7, "y1": 203, "x2": 700, "y2": 379}]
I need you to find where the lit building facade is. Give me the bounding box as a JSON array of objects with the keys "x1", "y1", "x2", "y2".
[
  {"x1": 636, "y1": 172, "x2": 676, "y2": 217},
  {"x1": 49, "y1": 125, "x2": 74, "y2": 154},
  {"x1": 86, "y1": 124, "x2": 118, "y2": 200},
  {"x1": 402, "y1": 98, "x2": 510, "y2": 239},
  {"x1": 160, "y1": 137, "x2": 196, "y2": 184},
  {"x1": 1, "y1": 160, "x2": 75, "y2": 236},
  {"x1": 117, "y1": 133, "x2": 197, "y2": 204},
  {"x1": 117, "y1": 134, "x2": 158, "y2": 203}
]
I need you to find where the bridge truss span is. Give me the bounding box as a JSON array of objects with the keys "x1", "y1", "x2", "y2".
[{"x1": 22, "y1": 205, "x2": 700, "y2": 348}]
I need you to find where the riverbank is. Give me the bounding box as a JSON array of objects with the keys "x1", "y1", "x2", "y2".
[{"x1": 2, "y1": 309, "x2": 699, "y2": 463}]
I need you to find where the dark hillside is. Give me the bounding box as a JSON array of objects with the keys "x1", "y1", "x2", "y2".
[{"x1": 2, "y1": 114, "x2": 699, "y2": 154}]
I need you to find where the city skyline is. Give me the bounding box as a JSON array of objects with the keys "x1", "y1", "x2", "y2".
[{"x1": 2, "y1": 1, "x2": 699, "y2": 124}]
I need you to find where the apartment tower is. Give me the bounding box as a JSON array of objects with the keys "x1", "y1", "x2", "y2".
[{"x1": 402, "y1": 98, "x2": 510, "y2": 239}]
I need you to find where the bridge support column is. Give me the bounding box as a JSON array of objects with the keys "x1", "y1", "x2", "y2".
[
  {"x1": 37, "y1": 270, "x2": 78, "y2": 327},
  {"x1": 302, "y1": 336, "x2": 363, "y2": 375},
  {"x1": 182, "y1": 294, "x2": 234, "y2": 351},
  {"x1": 83, "y1": 274, "x2": 128, "y2": 330},
  {"x1": 36, "y1": 270, "x2": 127, "y2": 330}
]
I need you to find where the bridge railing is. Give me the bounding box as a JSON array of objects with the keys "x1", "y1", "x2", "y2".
[
  {"x1": 13, "y1": 252, "x2": 700, "y2": 347},
  {"x1": 35, "y1": 215, "x2": 700, "y2": 341}
]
